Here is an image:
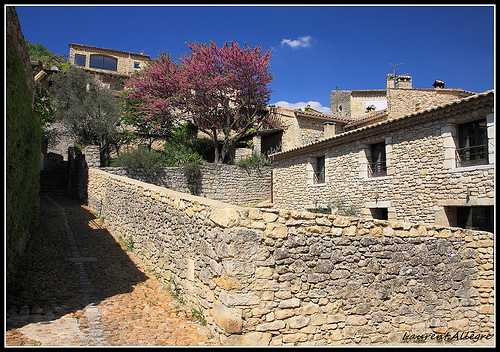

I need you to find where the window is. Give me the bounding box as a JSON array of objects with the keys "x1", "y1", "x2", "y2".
[
  {"x1": 446, "y1": 206, "x2": 494, "y2": 233},
  {"x1": 89, "y1": 55, "x2": 118, "y2": 71},
  {"x1": 134, "y1": 62, "x2": 140, "y2": 69},
  {"x1": 456, "y1": 119, "x2": 488, "y2": 167},
  {"x1": 370, "y1": 208, "x2": 388, "y2": 220},
  {"x1": 313, "y1": 156, "x2": 325, "y2": 184},
  {"x1": 74, "y1": 54, "x2": 86, "y2": 67},
  {"x1": 369, "y1": 142, "x2": 387, "y2": 177}
]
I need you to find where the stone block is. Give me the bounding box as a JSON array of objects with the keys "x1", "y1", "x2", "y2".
[
  {"x1": 256, "y1": 320, "x2": 286, "y2": 331},
  {"x1": 219, "y1": 292, "x2": 260, "y2": 307},
  {"x1": 210, "y1": 208, "x2": 240, "y2": 228},
  {"x1": 346, "y1": 315, "x2": 368, "y2": 326},
  {"x1": 289, "y1": 315, "x2": 310, "y2": 329},
  {"x1": 212, "y1": 301, "x2": 243, "y2": 334},
  {"x1": 223, "y1": 332, "x2": 272, "y2": 346},
  {"x1": 264, "y1": 222, "x2": 288, "y2": 239},
  {"x1": 214, "y1": 276, "x2": 242, "y2": 290}
]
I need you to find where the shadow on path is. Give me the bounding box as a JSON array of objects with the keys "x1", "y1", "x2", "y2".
[{"x1": 6, "y1": 195, "x2": 149, "y2": 330}]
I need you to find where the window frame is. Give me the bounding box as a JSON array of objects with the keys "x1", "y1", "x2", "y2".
[
  {"x1": 89, "y1": 54, "x2": 118, "y2": 71},
  {"x1": 307, "y1": 154, "x2": 327, "y2": 186},
  {"x1": 74, "y1": 53, "x2": 86, "y2": 67}
]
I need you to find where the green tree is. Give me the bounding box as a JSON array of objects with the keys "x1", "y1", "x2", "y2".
[
  {"x1": 49, "y1": 67, "x2": 121, "y2": 166},
  {"x1": 25, "y1": 40, "x2": 69, "y2": 71}
]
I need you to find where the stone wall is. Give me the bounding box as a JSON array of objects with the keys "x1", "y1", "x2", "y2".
[
  {"x1": 387, "y1": 88, "x2": 474, "y2": 120},
  {"x1": 87, "y1": 168, "x2": 494, "y2": 346},
  {"x1": 350, "y1": 91, "x2": 387, "y2": 120},
  {"x1": 100, "y1": 163, "x2": 272, "y2": 207}
]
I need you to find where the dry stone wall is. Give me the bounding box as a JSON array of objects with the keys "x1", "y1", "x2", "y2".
[
  {"x1": 87, "y1": 168, "x2": 494, "y2": 346},
  {"x1": 100, "y1": 163, "x2": 271, "y2": 207}
]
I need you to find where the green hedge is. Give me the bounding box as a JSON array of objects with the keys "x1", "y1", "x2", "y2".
[{"x1": 6, "y1": 36, "x2": 43, "y2": 287}]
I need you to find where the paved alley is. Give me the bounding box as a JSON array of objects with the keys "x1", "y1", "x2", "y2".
[{"x1": 5, "y1": 195, "x2": 220, "y2": 347}]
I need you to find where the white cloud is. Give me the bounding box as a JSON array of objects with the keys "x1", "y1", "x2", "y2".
[
  {"x1": 271, "y1": 101, "x2": 331, "y2": 114},
  {"x1": 280, "y1": 35, "x2": 312, "y2": 49}
]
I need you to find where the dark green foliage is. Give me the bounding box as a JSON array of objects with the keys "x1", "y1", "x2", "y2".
[
  {"x1": 160, "y1": 122, "x2": 206, "y2": 166},
  {"x1": 191, "y1": 138, "x2": 215, "y2": 163},
  {"x1": 110, "y1": 147, "x2": 162, "y2": 176},
  {"x1": 183, "y1": 162, "x2": 203, "y2": 195},
  {"x1": 235, "y1": 151, "x2": 272, "y2": 168},
  {"x1": 6, "y1": 37, "x2": 43, "y2": 287},
  {"x1": 161, "y1": 141, "x2": 204, "y2": 167}
]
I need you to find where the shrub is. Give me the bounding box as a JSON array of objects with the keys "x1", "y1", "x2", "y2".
[
  {"x1": 235, "y1": 151, "x2": 271, "y2": 168},
  {"x1": 160, "y1": 141, "x2": 204, "y2": 167},
  {"x1": 110, "y1": 147, "x2": 162, "y2": 176},
  {"x1": 183, "y1": 162, "x2": 203, "y2": 195}
]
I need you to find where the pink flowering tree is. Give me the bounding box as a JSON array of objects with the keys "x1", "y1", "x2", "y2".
[{"x1": 122, "y1": 41, "x2": 276, "y2": 164}]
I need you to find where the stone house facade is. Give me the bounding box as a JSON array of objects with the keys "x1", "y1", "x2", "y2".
[
  {"x1": 270, "y1": 90, "x2": 495, "y2": 233},
  {"x1": 236, "y1": 107, "x2": 353, "y2": 160},
  {"x1": 68, "y1": 43, "x2": 150, "y2": 95}
]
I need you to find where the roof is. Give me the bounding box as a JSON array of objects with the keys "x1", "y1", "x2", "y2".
[
  {"x1": 270, "y1": 90, "x2": 494, "y2": 161},
  {"x1": 69, "y1": 43, "x2": 150, "y2": 59},
  {"x1": 267, "y1": 106, "x2": 354, "y2": 124}
]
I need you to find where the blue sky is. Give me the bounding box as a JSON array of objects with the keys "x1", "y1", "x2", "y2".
[{"x1": 13, "y1": 4, "x2": 495, "y2": 114}]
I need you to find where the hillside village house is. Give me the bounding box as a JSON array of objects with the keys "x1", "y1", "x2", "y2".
[
  {"x1": 270, "y1": 89, "x2": 494, "y2": 233},
  {"x1": 43, "y1": 44, "x2": 150, "y2": 164},
  {"x1": 68, "y1": 43, "x2": 150, "y2": 94}
]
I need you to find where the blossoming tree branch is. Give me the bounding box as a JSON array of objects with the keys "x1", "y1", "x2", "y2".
[{"x1": 121, "y1": 40, "x2": 277, "y2": 164}]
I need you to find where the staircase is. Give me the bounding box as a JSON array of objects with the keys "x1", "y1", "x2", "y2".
[{"x1": 40, "y1": 161, "x2": 68, "y2": 195}]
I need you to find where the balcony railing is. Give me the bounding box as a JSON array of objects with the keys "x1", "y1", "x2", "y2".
[
  {"x1": 368, "y1": 161, "x2": 387, "y2": 177},
  {"x1": 313, "y1": 171, "x2": 325, "y2": 184},
  {"x1": 456, "y1": 145, "x2": 488, "y2": 167}
]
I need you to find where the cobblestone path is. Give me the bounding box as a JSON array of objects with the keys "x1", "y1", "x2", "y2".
[{"x1": 5, "y1": 195, "x2": 220, "y2": 346}]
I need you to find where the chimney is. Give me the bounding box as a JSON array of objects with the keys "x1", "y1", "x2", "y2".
[
  {"x1": 433, "y1": 80, "x2": 445, "y2": 89},
  {"x1": 324, "y1": 122, "x2": 336, "y2": 139},
  {"x1": 396, "y1": 75, "x2": 412, "y2": 89},
  {"x1": 386, "y1": 74, "x2": 412, "y2": 89},
  {"x1": 386, "y1": 74, "x2": 395, "y2": 89}
]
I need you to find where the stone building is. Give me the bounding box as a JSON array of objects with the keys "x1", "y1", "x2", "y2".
[
  {"x1": 330, "y1": 74, "x2": 475, "y2": 122},
  {"x1": 270, "y1": 90, "x2": 494, "y2": 233},
  {"x1": 68, "y1": 43, "x2": 150, "y2": 95},
  {"x1": 234, "y1": 107, "x2": 353, "y2": 161}
]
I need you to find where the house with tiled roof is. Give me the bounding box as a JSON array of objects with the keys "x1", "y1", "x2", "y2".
[
  {"x1": 229, "y1": 106, "x2": 355, "y2": 162},
  {"x1": 270, "y1": 89, "x2": 494, "y2": 232}
]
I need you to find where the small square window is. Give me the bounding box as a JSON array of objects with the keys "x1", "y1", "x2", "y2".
[
  {"x1": 134, "y1": 62, "x2": 140, "y2": 69},
  {"x1": 370, "y1": 208, "x2": 388, "y2": 220}
]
